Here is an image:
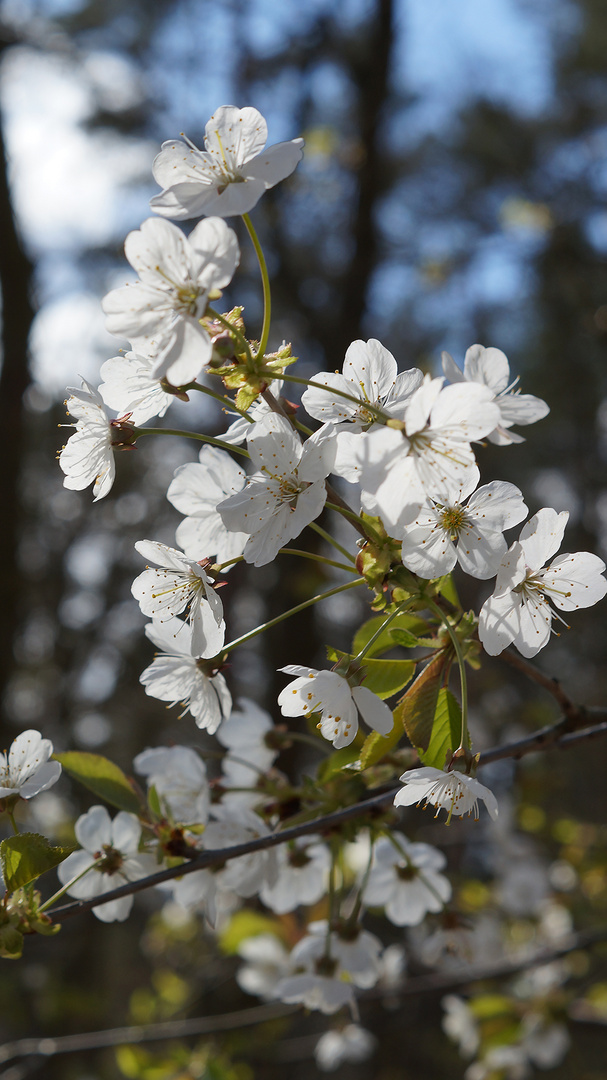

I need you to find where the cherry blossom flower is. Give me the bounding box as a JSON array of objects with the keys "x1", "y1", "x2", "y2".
[
  {"x1": 139, "y1": 617, "x2": 231, "y2": 733},
  {"x1": 167, "y1": 446, "x2": 248, "y2": 566},
  {"x1": 236, "y1": 934, "x2": 291, "y2": 1000},
  {"x1": 203, "y1": 808, "x2": 278, "y2": 898},
  {"x1": 259, "y1": 837, "x2": 330, "y2": 913},
  {"x1": 102, "y1": 217, "x2": 239, "y2": 387},
  {"x1": 132, "y1": 540, "x2": 225, "y2": 658},
  {"x1": 59, "y1": 379, "x2": 129, "y2": 502},
  {"x1": 278, "y1": 666, "x2": 393, "y2": 749},
  {"x1": 347, "y1": 375, "x2": 500, "y2": 533},
  {"x1": 315, "y1": 1025, "x2": 377, "y2": 1072},
  {"x1": 0, "y1": 730, "x2": 61, "y2": 801},
  {"x1": 395, "y1": 766, "x2": 499, "y2": 822},
  {"x1": 479, "y1": 508, "x2": 607, "y2": 657},
  {"x1": 57, "y1": 805, "x2": 155, "y2": 923},
  {"x1": 133, "y1": 745, "x2": 209, "y2": 825},
  {"x1": 150, "y1": 106, "x2": 304, "y2": 220},
  {"x1": 399, "y1": 476, "x2": 528, "y2": 580},
  {"x1": 98, "y1": 351, "x2": 174, "y2": 425},
  {"x1": 442, "y1": 344, "x2": 549, "y2": 445},
  {"x1": 276, "y1": 921, "x2": 383, "y2": 1014},
  {"x1": 216, "y1": 698, "x2": 278, "y2": 807},
  {"x1": 220, "y1": 380, "x2": 284, "y2": 446},
  {"x1": 301, "y1": 338, "x2": 423, "y2": 480},
  {"x1": 442, "y1": 996, "x2": 480, "y2": 1058},
  {"x1": 218, "y1": 414, "x2": 336, "y2": 567},
  {"x1": 362, "y1": 833, "x2": 452, "y2": 925}
]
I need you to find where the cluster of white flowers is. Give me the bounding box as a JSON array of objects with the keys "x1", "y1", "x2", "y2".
[{"x1": 37, "y1": 102, "x2": 607, "y2": 1071}]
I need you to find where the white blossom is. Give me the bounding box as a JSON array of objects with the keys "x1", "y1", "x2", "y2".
[
  {"x1": 347, "y1": 375, "x2": 500, "y2": 533},
  {"x1": 220, "y1": 380, "x2": 283, "y2": 446},
  {"x1": 236, "y1": 933, "x2": 291, "y2": 1000},
  {"x1": 102, "y1": 216, "x2": 239, "y2": 386},
  {"x1": 150, "y1": 106, "x2": 304, "y2": 220},
  {"x1": 362, "y1": 833, "x2": 452, "y2": 925},
  {"x1": 301, "y1": 338, "x2": 423, "y2": 480},
  {"x1": 59, "y1": 379, "x2": 122, "y2": 501},
  {"x1": 442, "y1": 344, "x2": 549, "y2": 445},
  {"x1": 395, "y1": 766, "x2": 499, "y2": 822},
  {"x1": 276, "y1": 920, "x2": 382, "y2": 1014},
  {"x1": 278, "y1": 666, "x2": 393, "y2": 749},
  {"x1": 203, "y1": 808, "x2": 278, "y2": 899},
  {"x1": 57, "y1": 805, "x2": 155, "y2": 923},
  {"x1": 133, "y1": 745, "x2": 209, "y2": 825},
  {"x1": 219, "y1": 414, "x2": 336, "y2": 567},
  {"x1": 315, "y1": 1025, "x2": 377, "y2": 1072},
  {"x1": 399, "y1": 477, "x2": 528, "y2": 580},
  {"x1": 0, "y1": 730, "x2": 61, "y2": 801},
  {"x1": 140, "y1": 617, "x2": 231, "y2": 733},
  {"x1": 167, "y1": 445, "x2": 248, "y2": 566},
  {"x1": 479, "y1": 508, "x2": 607, "y2": 658},
  {"x1": 98, "y1": 351, "x2": 174, "y2": 425},
  {"x1": 259, "y1": 837, "x2": 330, "y2": 914},
  {"x1": 442, "y1": 996, "x2": 480, "y2": 1058},
  {"x1": 132, "y1": 540, "x2": 225, "y2": 658},
  {"x1": 216, "y1": 698, "x2": 278, "y2": 807}
]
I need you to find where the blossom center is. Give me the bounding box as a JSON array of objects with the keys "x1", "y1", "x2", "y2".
[
  {"x1": 439, "y1": 506, "x2": 467, "y2": 539},
  {"x1": 94, "y1": 844, "x2": 124, "y2": 875}
]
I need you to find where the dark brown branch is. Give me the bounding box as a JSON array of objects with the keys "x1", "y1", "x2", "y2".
[
  {"x1": 47, "y1": 713, "x2": 607, "y2": 922},
  {"x1": 0, "y1": 1002, "x2": 297, "y2": 1067},
  {"x1": 2, "y1": 927, "x2": 606, "y2": 1067},
  {"x1": 498, "y1": 649, "x2": 584, "y2": 725}
]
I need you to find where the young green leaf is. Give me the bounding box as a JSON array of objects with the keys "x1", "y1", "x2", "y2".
[
  {"x1": 419, "y1": 688, "x2": 465, "y2": 769},
  {"x1": 54, "y1": 752, "x2": 142, "y2": 814},
  {"x1": 0, "y1": 833, "x2": 75, "y2": 892}
]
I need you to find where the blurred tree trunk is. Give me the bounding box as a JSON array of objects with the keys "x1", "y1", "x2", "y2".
[{"x1": 0, "y1": 45, "x2": 35, "y2": 724}]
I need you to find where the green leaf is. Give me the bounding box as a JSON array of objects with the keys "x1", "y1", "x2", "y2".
[
  {"x1": 435, "y1": 572, "x2": 460, "y2": 607},
  {"x1": 55, "y1": 752, "x2": 142, "y2": 814},
  {"x1": 318, "y1": 744, "x2": 361, "y2": 780},
  {"x1": 351, "y1": 613, "x2": 429, "y2": 659},
  {"x1": 357, "y1": 657, "x2": 416, "y2": 699},
  {"x1": 0, "y1": 833, "x2": 74, "y2": 892},
  {"x1": 147, "y1": 785, "x2": 162, "y2": 819},
  {"x1": 420, "y1": 688, "x2": 464, "y2": 769},
  {"x1": 326, "y1": 645, "x2": 415, "y2": 700},
  {"x1": 394, "y1": 652, "x2": 448, "y2": 754}
]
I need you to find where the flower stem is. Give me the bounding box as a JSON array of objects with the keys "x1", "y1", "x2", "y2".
[
  {"x1": 353, "y1": 598, "x2": 418, "y2": 663},
  {"x1": 278, "y1": 548, "x2": 359, "y2": 575},
  {"x1": 132, "y1": 428, "x2": 249, "y2": 458},
  {"x1": 427, "y1": 599, "x2": 469, "y2": 752},
  {"x1": 188, "y1": 381, "x2": 251, "y2": 418},
  {"x1": 7, "y1": 809, "x2": 19, "y2": 834},
  {"x1": 308, "y1": 522, "x2": 356, "y2": 564},
  {"x1": 242, "y1": 213, "x2": 271, "y2": 361},
  {"x1": 222, "y1": 578, "x2": 365, "y2": 654},
  {"x1": 258, "y1": 370, "x2": 390, "y2": 423},
  {"x1": 39, "y1": 857, "x2": 104, "y2": 913}
]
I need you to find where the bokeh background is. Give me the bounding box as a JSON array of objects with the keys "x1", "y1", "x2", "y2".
[{"x1": 1, "y1": 0, "x2": 607, "y2": 1077}]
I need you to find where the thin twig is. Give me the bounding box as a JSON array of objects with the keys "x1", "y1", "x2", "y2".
[
  {"x1": 3, "y1": 928, "x2": 607, "y2": 1066},
  {"x1": 498, "y1": 650, "x2": 583, "y2": 725},
  {"x1": 0, "y1": 1002, "x2": 297, "y2": 1066},
  {"x1": 45, "y1": 715, "x2": 607, "y2": 921}
]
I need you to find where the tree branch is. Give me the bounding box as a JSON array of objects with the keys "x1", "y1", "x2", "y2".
[
  {"x1": 45, "y1": 712, "x2": 607, "y2": 922},
  {"x1": 3, "y1": 927, "x2": 606, "y2": 1067},
  {"x1": 498, "y1": 649, "x2": 584, "y2": 725}
]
